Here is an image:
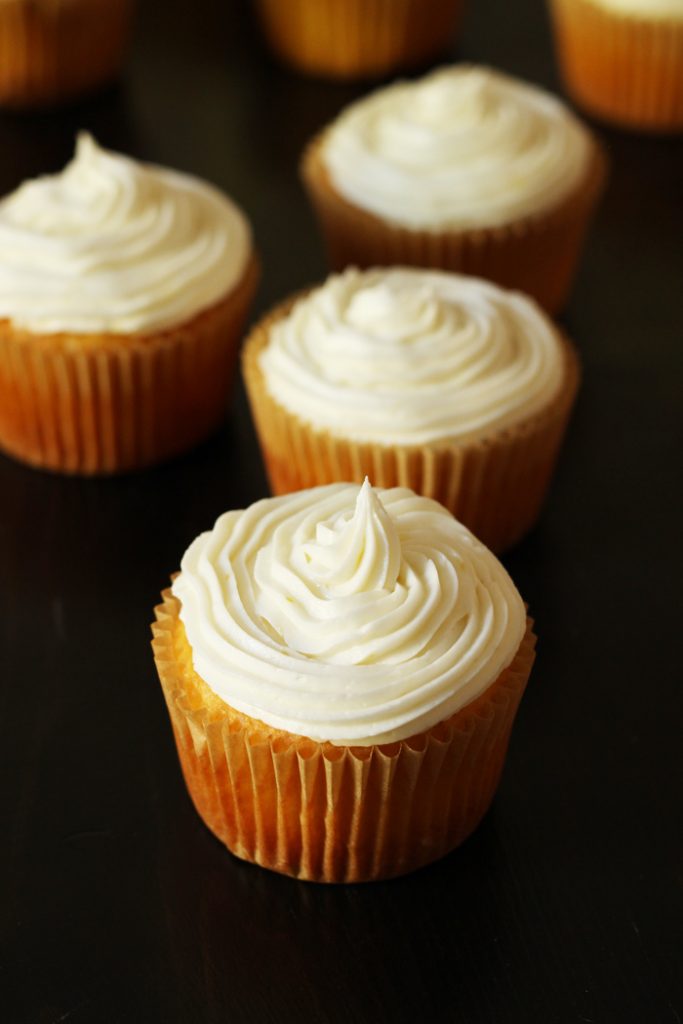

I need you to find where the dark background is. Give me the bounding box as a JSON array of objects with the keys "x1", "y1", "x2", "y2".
[{"x1": 1, "y1": 0, "x2": 682, "y2": 1021}]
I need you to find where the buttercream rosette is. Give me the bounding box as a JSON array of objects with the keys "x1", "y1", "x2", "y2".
[
  {"x1": 242, "y1": 267, "x2": 579, "y2": 552},
  {"x1": 152, "y1": 481, "x2": 536, "y2": 882},
  {"x1": 0, "y1": 134, "x2": 258, "y2": 474},
  {"x1": 301, "y1": 65, "x2": 606, "y2": 313}
]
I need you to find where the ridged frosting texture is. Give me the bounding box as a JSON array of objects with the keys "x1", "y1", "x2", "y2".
[
  {"x1": 0, "y1": 133, "x2": 251, "y2": 334},
  {"x1": 259, "y1": 267, "x2": 565, "y2": 445},
  {"x1": 172, "y1": 481, "x2": 527, "y2": 746},
  {"x1": 590, "y1": 0, "x2": 683, "y2": 17},
  {"x1": 321, "y1": 65, "x2": 593, "y2": 230}
]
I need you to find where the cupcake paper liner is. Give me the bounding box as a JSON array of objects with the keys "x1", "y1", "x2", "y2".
[
  {"x1": 301, "y1": 138, "x2": 607, "y2": 314},
  {"x1": 550, "y1": 0, "x2": 683, "y2": 132},
  {"x1": 0, "y1": 256, "x2": 259, "y2": 475},
  {"x1": 0, "y1": 0, "x2": 134, "y2": 109},
  {"x1": 152, "y1": 587, "x2": 537, "y2": 883},
  {"x1": 254, "y1": 0, "x2": 463, "y2": 80},
  {"x1": 242, "y1": 298, "x2": 580, "y2": 553}
]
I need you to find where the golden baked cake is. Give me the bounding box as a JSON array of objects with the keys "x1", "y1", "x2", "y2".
[
  {"x1": 0, "y1": 134, "x2": 259, "y2": 474},
  {"x1": 301, "y1": 65, "x2": 606, "y2": 313},
  {"x1": 0, "y1": 0, "x2": 134, "y2": 108},
  {"x1": 253, "y1": 0, "x2": 464, "y2": 80},
  {"x1": 549, "y1": 0, "x2": 683, "y2": 132},
  {"x1": 243, "y1": 267, "x2": 579, "y2": 552},
  {"x1": 152, "y1": 481, "x2": 536, "y2": 882}
]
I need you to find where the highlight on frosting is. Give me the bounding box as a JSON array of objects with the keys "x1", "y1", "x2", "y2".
[
  {"x1": 0, "y1": 133, "x2": 251, "y2": 334},
  {"x1": 172, "y1": 481, "x2": 527, "y2": 746},
  {"x1": 259, "y1": 267, "x2": 565, "y2": 445},
  {"x1": 320, "y1": 65, "x2": 593, "y2": 230},
  {"x1": 589, "y1": 0, "x2": 683, "y2": 17}
]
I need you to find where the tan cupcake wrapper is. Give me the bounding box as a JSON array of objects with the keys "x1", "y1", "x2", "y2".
[
  {"x1": 241, "y1": 294, "x2": 580, "y2": 553},
  {"x1": 0, "y1": 0, "x2": 134, "y2": 108},
  {"x1": 301, "y1": 135, "x2": 607, "y2": 315},
  {"x1": 550, "y1": 0, "x2": 683, "y2": 132},
  {"x1": 152, "y1": 587, "x2": 537, "y2": 883},
  {"x1": 0, "y1": 256, "x2": 259, "y2": 475},
  {"x1": 254, "y1": 0, "x2": 463, "y2": 80}
]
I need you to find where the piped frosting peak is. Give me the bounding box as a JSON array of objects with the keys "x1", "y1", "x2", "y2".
[
  {"x1": 0, "y1": 133, "x2": 251, "y2": 334},
  {"x1": 173, "y1": 482, "x2": 526, "y2": 745}
]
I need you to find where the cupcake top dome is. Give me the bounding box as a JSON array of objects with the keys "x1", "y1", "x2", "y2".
[
  {"x1": 172, "y1": 481, "x2": 526, "y2": 746},
  {"x1": 258, "y1": 267, "x2": 566, "y2": 446},
  {"x1": 320, "y1": 65, "x2": 594, "y2": 230},
  {"x1": 0, "y1": 133, "x2": 251, "y2": 334}
]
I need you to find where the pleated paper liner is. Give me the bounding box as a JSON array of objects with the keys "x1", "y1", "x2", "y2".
[
  {"x1": 241, "y1": 299, "x2": 580, "y2": 554},
  {"x1": 549, "y1": 0, "x2": 683, "y2": 133},
  {"x1": 254, "y1": 0, "x2": 463, "y2": 80},
  {"x1": 152, "y1": 587, "x2": 537, "y2": 883},
  {"x1": 0, "y1": 0, "x2": 134, "y2": 109},
  {"x1": 301, "y1": 136, "x2": 607, "y2": 315},
  {"x1": 0, "y1": 256, "x2": 259, "y2": 475}
]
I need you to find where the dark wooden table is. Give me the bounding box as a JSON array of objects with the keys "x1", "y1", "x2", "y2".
[{"x1": 2, "y1": 1, "x2": 681, "y2": 1021}]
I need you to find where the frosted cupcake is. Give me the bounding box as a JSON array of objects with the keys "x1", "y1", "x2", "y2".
[
  {"x1": 242, "y1": 267, "x2": 579, "y2": 553},
  {"x1": 253, "y1": 0, "x2": 464, "y2": 81},
  {"x1": 301, "y1": 65, "x2": 606, "y2": 313},
  {"x1": 152, "y1": 481, "x2": 536, "y2": 882},
  {"x1": 0, "y1": 134, "x2": 258, "y2": 475},
  {"x1": 549, "y1": 0, "x2": 683, "y2": 132},
  {"x1": 0, "y1": 0, "x2": 134, "y2": 108}
]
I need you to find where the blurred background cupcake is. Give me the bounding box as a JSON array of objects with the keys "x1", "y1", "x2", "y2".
[
  {"x1": 0, "y1": 133, "x2": 259, "y2": 475},
  {"x1": 548, "y1": 0, "x2": 683, "y2": 132},
  {"x1": 301, "y1": 65, "x2": 607, "y2": 314},
  {"x1": 253, "y1": 0, "x2": 464, "y2": 80},
  {"x1": 0, "y1": 0, "x2": 135, "y2": 109},
  {"x1": 243, "y1": 267, "x2": 580, "y2": 552}
]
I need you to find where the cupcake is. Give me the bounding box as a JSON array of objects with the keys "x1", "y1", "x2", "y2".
[
  {"x1": 0, "y1": 133, "x2": 258, "y2": 475},
  {"x1": 0, "y1": 0, "x2": 134, "y2": 109},
  {"x1": 242, "y1": 267, "x2": 579, "y2": 553},
  {"x1": 549, "y1": 0, "x2": 683, "y2": 132},
  {"x1": 301, "y1": 65, "x2": 607, "y2": 314},
  {"x1": 152, "y1": 481, "x2": 537, "y2": 883},
  {"x1": 253, "y1": 0, "x2": 464, "y2": 81}
]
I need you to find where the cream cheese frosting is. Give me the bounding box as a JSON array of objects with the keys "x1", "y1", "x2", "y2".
[
  {"x1": 0, "y1": 133, "x2": 251, "y2": 334},
  {"x1": 589, "y1": 0, "x2": 683, "y2": 17},
  {"x1": 172, "y1": 481, "x2": 527, "y2": 747},
  {"x1": 320, "y1": 65, "x2": 593, "y2": 231},
  {"x1": 259, "y1": 267, "x2": 566, "y2": 446}
]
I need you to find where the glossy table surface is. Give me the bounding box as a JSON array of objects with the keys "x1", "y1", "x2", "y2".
[{"x1": 1, "y1": 1, "x2": 682, "y2": 1021}]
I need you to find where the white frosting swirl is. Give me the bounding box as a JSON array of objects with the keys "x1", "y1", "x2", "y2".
[
  {"x1": 172, "y1": 481, "x2": 527, "y2": 746},
  {"x1": 591, "y1": 0, "x2": 683, "y2": 18},
  {"x1": 259, "y1": 267, "x2": 565, "y2": 445},
  {"x1": 321, "y1": 65, "x2": 593, "y2": 230},
  {"x1": 0, "y1": 133, "x2": 251, "y2": 334}
]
